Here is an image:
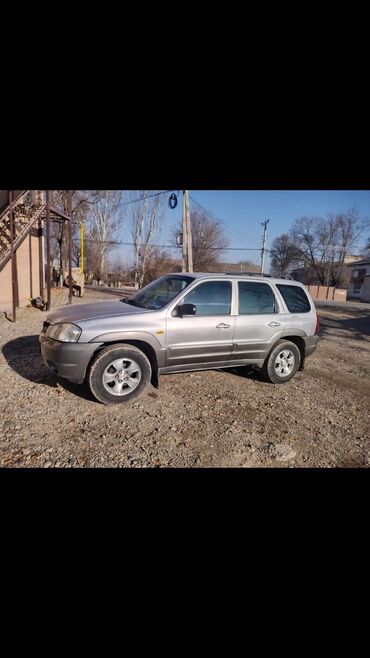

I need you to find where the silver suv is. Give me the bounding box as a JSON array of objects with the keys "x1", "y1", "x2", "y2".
[{"x1": 39, "y1": 273, "x2": 319, "y2": 404}]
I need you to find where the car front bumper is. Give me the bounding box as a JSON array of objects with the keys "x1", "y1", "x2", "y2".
[
  {"x1": 303, "y1": 335, "x2": 319, "y2": 357},
  {"x1": 39, "y1": 334, "x2": 102, "y2": 384}
]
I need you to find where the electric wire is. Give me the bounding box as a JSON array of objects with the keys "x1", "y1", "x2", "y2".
[
  {"x1": 83, "y1": 238, "x2": 261, "y2": 250},
  {"x1": 122, "y1": 190, "x2": 179, "y2": 206},
  {"x1": 189, "y1": 195, "x2": 261, "y2": 248}
]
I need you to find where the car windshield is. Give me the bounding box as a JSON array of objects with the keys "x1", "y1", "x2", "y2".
[{"x1": 123, "y1": 275, "x2": 194, "y2": 310}]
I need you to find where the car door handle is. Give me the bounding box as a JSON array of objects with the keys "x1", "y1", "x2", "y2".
[
  {"x1": 216, "y1": 323, "x2": 231, "y2": 329},
  {"x1": 268, "y1": 321, "x2": 281, "y2": 327}
]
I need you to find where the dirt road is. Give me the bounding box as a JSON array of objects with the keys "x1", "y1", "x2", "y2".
[{"x1": 0, "y1": 291, "x2": 369, "y2": 467}]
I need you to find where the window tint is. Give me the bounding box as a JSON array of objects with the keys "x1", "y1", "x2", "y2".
[
  {"x1": 183, "y1": 281, "x2": 231, "y2": 315},
  {"x1": 132, "y1": 275, "x2": 193, "y2": 310},
  {"x1": 238, "y1": 282, "x2": 276, "y2": 314},
  {"x1": 277, "y1": 284, "x2": 311, "y2": 313}
]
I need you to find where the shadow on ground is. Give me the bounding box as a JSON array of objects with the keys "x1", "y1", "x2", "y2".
[
  {"x1": 318, "y1": 309, "x2": 370, "y2": 341},
  {"x1": 1, "y1": 334, "x2": 95, "y2": 401},
  {"x1": 217, "y1": 365, "x2": 265, "y2": 382}
]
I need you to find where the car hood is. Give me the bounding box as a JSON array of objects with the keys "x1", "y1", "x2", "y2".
[{"x1": 46, "y1": 300, "x2": 150, "y2": 324}]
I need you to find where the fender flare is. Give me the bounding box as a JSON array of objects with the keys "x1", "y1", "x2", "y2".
[{"x1": 89, "y1": 331, "x2": 166, "y2": 368}]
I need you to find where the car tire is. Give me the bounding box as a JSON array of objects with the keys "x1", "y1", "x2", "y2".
[
  {"x1": 88, "y1": 343, "x2": 152, "y2": 405},
  {"x1": 261, "y1": 340, "x2": 301, "y2": 384}
]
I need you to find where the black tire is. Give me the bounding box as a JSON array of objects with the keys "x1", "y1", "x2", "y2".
[
  {"x1": 88, "y1": 343, "x2": 152, "y2": 405},
  {"x1": 261, "y1": 340, "x2": 301, "y2": 384}
]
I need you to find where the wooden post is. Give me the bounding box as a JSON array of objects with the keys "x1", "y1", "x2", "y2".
[
  {"x1": 182, "y1": 190, "x2": 188, "y2": 272},
  {"x1": 9, "y1": 191, "x2": 16, "y2": 321},
  {"x1": 46, "y1": 190, "x2": 51, "y2": 311},
  {"x1": 38, "y1": 217, "x2": 44, "y2": 298},
  {"x1": 14, "y1": 250, "x2": 19, "y2": 309},
  {"x1": 67, "y1": 191, "x2": 73, "y2": 304},
  {"x1": 184, "y1": 190, "x2": 193, "y2": 272},
  {"x1": 29, "y1": 233, "x2": 33, "y2": 299},
  {"x1": 260, "y1": 219, "x2": 269, "y2": 274}
]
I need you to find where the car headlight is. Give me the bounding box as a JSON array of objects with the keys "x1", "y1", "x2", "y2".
[{"x1": 47, "y1": 322, "x2": 81, "y2": 342}]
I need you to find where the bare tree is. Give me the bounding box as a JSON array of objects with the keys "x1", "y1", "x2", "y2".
[
  {"x1": 290, "y1": 215, "x2": 335, "y2": 285},
  {"x1": 49, "y1": 191, "x2": 72, "y2": 277},
  {"x1": 105, "y1": 254, "x2": 133, "y2": 286},
  {"x1": 128, "y1": 191, "x2": 165, "y2": 288},
  {"x1": 291, "y1": 209, "x2": 369, "y2": 286},
  {"x1": 84, "y1": 190, "x2": 124, "y2": 280},
  {"x1": 50, "y1": 190, "x2": 104, "y2": 277},
  {"x1": 173, "y1": 210, "x2": 229, "y2": 271},
  {"x1": 141, "y1": 247, "x2": 181, "y2": 286},
  {"x1": 270, "y1": 234, "x2": 301, "y2": 277},
  {"x1": 70, "y1": 191, "x2": 105, "y2": 269}
]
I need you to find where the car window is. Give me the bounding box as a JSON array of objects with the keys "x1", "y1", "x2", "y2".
[
  {"x1": 183, "y1": 281, "x2": 232, "y2": 316},
  {"x1": 238, "y1": 282, "x2": 276, "y2": 314},
  {"x1": 128, "y1": 275, "x2": 194, "y2": 310},
  {"x1": 276, "y1": 284, "x2": 311, "y2": 313}
]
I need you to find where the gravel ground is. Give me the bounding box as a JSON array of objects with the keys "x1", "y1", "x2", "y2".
[{"x1": 0, "y1": 290, "x2": 369, "y2": 468}]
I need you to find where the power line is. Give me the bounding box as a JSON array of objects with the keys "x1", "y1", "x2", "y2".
[
  {"x1": 83, "y1": 238, "x2": 261, "y2": 250},
  {"x1": 189, "y1": 195, "x2": 260, "y2": 248},
  {"x1": 122, "y1": 190, "x2": 179, "y2": 206}
]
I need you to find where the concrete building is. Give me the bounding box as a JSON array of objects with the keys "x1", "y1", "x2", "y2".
[
  {"x1": 291, "y1": 255, "x2": 363, "y2": 288},
  {"x1": 347, "y1": 259, "x2": 370, "y2": 302},
  {"x1": 0, "y1": 191, "x2": 45, "y2": 314},
  {"x1": 0, "y1": 190, "x2": 76, "y2": 319}
]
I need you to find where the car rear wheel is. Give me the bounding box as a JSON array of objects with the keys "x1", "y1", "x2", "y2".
[
  {"x1": 261, "y1": 340, "x2": 301, "y2": 384},
  {"x1": 88, "y1": 344, "x2": 152, "y2": 404}
]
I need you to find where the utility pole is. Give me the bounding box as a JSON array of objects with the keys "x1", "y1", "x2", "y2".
[
  {"x1": 260, "y1": 219, "x2": 270, "y2": 274},
  {"x1": 182, "y1": 191, "x2": 187, "y2": 272},
  {"x1": 182, "y1": 190, "x2": 193, "y2": 272},
  {"x1": 67, "y1": 191, "x2": 73, "y2": 305},
  {"x1": 185, "y1": 190, "x2": 193, "y2": 272}
]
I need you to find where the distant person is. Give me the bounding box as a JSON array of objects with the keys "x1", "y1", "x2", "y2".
[{"x1": 63, "y1": 275, "x2": 82, "y2": 297}]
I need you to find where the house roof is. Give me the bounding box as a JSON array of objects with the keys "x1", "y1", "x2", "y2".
[{"x1": 346, "y1": 259, "x2": 370, "y2": 267}]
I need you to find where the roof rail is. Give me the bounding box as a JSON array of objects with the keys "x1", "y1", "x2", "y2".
[{"x1": 223, "y1": 272, "x2": 272, "y2": 277}]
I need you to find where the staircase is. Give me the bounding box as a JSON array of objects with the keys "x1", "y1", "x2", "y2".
[{"x1": 0, "y1": 191, "x2": 45, "y2": 273}]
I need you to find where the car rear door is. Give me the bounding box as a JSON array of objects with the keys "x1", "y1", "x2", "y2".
[
  {"x1": 275, "y1": 283, "x2": 316, "y2": 336},
  {"x1": 231, "y1": 280, "x2": 288, "y2": 362}
]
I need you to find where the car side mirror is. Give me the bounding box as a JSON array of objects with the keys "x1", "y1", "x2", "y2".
[{"x1": 176, "y1": 303, "x2": 196, "y2": 317}]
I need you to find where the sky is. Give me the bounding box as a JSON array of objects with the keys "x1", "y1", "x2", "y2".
[{"x1": 112, "y1": 190, "x2": 370, "y2": 271}]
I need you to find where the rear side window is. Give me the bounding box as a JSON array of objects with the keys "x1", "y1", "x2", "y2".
[
  {"x1": 238, "y1": 282, "x2": 276, "y2": 314},
  {"x1": 276, "y1": 284, "x2": 311, "y2": 313}
]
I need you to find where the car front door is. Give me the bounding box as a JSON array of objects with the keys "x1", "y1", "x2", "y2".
[
  {"x1": 231, "y1": 280, "x2": 288, "y2": 362},
  {"x1": 165, "y1": 279, "x2": 235, "y2": 368}
]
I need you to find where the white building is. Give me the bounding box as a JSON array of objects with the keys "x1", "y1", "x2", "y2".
[{"x1": 347, "y1": 259, "x2": 370, "y2": 302}]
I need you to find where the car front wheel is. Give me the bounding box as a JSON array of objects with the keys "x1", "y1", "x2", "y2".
[
  {"x1": 261, "y1": 340, "x2": 301, "y2": 384},
  {"x1": 88, "y1": 343, "x2": 152, "y2": 404}
]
